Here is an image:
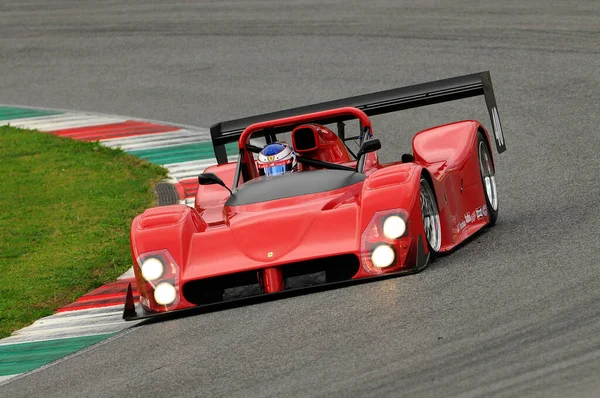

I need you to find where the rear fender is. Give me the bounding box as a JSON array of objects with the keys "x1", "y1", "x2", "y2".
[
  {"x1": 412, "y1": 120, "x2": 496, "y2": 188},
  {"x1": 412, "y1": 120, "x2": 478, "y2": 169},
  {"x1": 412, "y1": 120, "x2": 494, "y2": 249}
]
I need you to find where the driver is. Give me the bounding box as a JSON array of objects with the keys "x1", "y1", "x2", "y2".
[{"x1": 257, "y1": 142, "x2": 298, "y2": 177}]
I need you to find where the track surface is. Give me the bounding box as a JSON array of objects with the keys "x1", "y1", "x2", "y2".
[{"x1": 1, "y1": 1, "x2": 599, "y2": 396}]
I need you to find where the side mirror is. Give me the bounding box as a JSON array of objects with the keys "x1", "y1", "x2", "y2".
[
  {"x1": 198, "y1": 173, "x2": 233, "y2": 195},
  {"x1": 355, "y1": 138, "x2": 381, "y2": 173},
  {"x1": 356, "y1": 138, "x2": 381, "y2": 160}
]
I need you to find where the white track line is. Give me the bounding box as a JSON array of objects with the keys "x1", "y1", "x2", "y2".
[
  {"x1": 0, "y1": 306, "x2": 140, "y2": 345},
  {"x1": 2, "y1": 321, "x2": 130, "y2": 341},
  {"x1": 183, "y1": 197, "x2": 197, "y2": 207},
  {"x1": 117, "y1": 268, "x2": 135, "y2": 280},
  {"x1": 101, "y1": 128, "x2": 211, "y2": 151},
  {"x1": 164, "y1": 156, "x2": 237, "y2": 180},
  {"x1": 1, "y1": 113, "x2": 126, "y2": 131},
  {"x1": 0, "y1": 375, "x2": 19, "y2": 384}
]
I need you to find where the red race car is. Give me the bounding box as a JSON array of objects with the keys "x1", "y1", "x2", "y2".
[{"x1": 123, "y1": 71, "x2": 506, "y2": 320}]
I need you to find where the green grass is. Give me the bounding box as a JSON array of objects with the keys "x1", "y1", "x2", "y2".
[{"x1": 0, "y1": 125, "x2": 169, "y2": 338}]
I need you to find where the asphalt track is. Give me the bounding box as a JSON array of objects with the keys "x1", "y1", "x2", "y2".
[{"x1": 1, "y1": 1, "x2": 599, "y2": 397}]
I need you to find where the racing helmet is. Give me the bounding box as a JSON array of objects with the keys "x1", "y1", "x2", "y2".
[{"x1": 257, "y1": 142, "x2": 298, "y2": 177}]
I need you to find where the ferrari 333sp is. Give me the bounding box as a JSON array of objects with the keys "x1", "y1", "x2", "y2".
[{"x1": 123, "y1": 71, "x2": 506, "y2": 320}]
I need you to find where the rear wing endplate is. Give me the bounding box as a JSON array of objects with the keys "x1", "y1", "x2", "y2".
[{"x1": 210, "y1": 71, "x2": 506, "y2": 164}]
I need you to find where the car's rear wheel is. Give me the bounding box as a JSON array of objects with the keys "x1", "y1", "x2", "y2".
[
  {"x1": 477, "y1": 132, "x2": 499, "y2": 226},
  {"x1": 420, "y1": 176, "x2": 442, "y2": 264}
]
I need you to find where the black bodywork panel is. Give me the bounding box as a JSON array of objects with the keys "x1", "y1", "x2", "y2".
[{"x1": 225, "y1": 169, "x2": 366, "y2": 207}]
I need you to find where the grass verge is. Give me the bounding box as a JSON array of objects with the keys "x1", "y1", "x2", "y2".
[{"x1": 0, "y1": 125, "x2": 169, "y2": 338}]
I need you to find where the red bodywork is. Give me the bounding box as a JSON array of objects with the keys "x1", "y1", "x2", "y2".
[{"x1": 128, "y1": 107, "x2": 495, "y2": 315}]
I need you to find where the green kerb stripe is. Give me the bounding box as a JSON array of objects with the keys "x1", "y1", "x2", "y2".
[
  {"x1": 0, "y1": 107, "x2": 63, "y2": 121},
  {"x1": 0, "y1": 333, "x2": 115, "y2": 376},
  {"x1": 127, "y1": 141, "x2": 238, "y2": 164}
]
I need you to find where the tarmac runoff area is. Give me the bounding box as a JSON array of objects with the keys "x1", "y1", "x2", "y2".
[{"x1": 0, "y1": 106, "x2": 216, "y2": 383}]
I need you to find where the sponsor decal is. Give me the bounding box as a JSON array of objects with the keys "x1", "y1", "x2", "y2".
[
  {"x1": 258, "y1": 160, "x2": 290, "y2": 168},
  {"x1": 476, "y1": 207, "x2": 483, "y2": 219},
  {"x1": 464, "y1": 210, "x2": 478, "y2": 224},
  {"x1": 492, "y1": 106, "x2": 505, "y2": 147},
  {"x1": 458, "y1": 204, "x2": 489, "y2": 234},
  {"x1": 465, "y1": 212, "x2": 473, "y2": 223}
]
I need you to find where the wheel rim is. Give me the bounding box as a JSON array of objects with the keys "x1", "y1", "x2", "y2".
[
  {"x1": 420, "y1": 179, "x2": 442, "y2": 252},
  {"x1": 479, "y1": 142, "x2": 498, "y2": 211}
]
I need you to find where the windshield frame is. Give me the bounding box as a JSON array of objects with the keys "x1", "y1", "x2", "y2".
[{"x1": 230, "y1": 107, "x2": 374, "y2": 192}]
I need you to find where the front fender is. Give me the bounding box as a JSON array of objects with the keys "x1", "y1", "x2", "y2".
[
  {"x1": 359, "y1": 163, "x2": 427, "y2": 264},
  {"x1": 130, "y1": 204, "x2": 206, "y2": 271},
  {"x1": 361, "y1": 163, "x2": 423, "y2": 227}
]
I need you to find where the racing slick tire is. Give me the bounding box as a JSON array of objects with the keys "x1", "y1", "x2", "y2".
[
  {"x1": 419, "y1": 176, "x2": 442, "y2": 265},
  {"x1": 477, "y1": 131, "x2": 499, "y2": 227}
]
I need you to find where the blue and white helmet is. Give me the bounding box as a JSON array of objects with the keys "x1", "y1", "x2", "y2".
[{"x1": 257, "y1": 142, "x2": 298, "y2": 177}]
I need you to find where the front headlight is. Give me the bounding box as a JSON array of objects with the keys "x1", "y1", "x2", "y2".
[
  {"x1": 371, "y1": 244, "x2": 396, "y2": 268},
  {"x1": 154, "y1": 282, "x2": 177, "y2": 305},
  {"x1": 382, "y1": 215, "x2": 406, "y2": 239},
  {"x1": 141, "y1": 257, "x2": 164, "y2": 281}
]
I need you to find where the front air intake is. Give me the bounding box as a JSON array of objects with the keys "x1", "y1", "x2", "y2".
[{"x1": 182, "y1": 254, "x2": 360, "y2": 305}]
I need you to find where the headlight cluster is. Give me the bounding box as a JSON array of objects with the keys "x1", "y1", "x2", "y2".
[
  {"x1": 136, "y1": 250, "x2": 180, "y2": 309},
  {"x1": 361, "y1": 210, "x2": 410, "y2": 273}
]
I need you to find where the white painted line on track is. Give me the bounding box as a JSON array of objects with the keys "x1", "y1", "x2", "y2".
[
  {"x1": 101, "y1": 128, "x2": 211, "y2": 151},
  {"x1": 0, "y1": 375, "x2": 20, "y2": 384},
  {"x1": 14, "y1": 310, "x2": 125, "y2": 328},
  {"x1": 118, "y1": 267, "x2": 135, "y2": 279},
  {"x1": 0, "y1": 305, "x2": 141, "y2": 345},
  {"x1": 2, "y1": 321, "x2": 131, "y2": 341},
  {"x1": 1, "y1": 113, "x2": 126, "y2": 131},
  {"x1": 164, "y1": 156, "x2": 237, "y2": 180},
  {"x1": 183, "y1": 197, "x2": 197, "y2": 207}
]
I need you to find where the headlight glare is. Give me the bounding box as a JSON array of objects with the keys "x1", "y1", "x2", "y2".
[
  {"x1": 371, "y1": 244, "x2": 396, "y2": 268},
  {"x1": 141, "y1": 257, "x2": 164, "y2": 281},
  {"x1": 154, "y1": 282, "x2": 177, "y2": 305},
  {"x1": 382, "y1": 215, "x2": 406, "y2": 239}
]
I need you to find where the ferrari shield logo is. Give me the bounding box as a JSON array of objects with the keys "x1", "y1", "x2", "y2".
[
  {"x1": 268, "y1": 155, "x2": 274, "y2": 161},
  {"x1": 267, "y1": 251, "x2": 273, "y2": 258}
]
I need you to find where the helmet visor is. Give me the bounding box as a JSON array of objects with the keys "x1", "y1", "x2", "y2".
[{"x1": 264, "y1": 165, "x2": 287, "y2": 177}]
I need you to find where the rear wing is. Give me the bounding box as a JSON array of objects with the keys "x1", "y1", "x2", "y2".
[{"x1": 210, "y1": 71, "x2": 506, "y2": 164}]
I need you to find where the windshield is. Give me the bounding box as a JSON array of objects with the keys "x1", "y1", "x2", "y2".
[{"x1": 226, "y1": 169, "x2": 366, "y2": 206}]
